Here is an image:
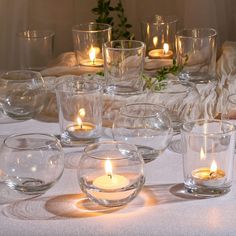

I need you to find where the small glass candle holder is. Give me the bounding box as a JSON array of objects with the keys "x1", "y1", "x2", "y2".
[
  {"x1": 103, "y1": 40, "x2": 146, "y2": 95},
  {"x1": 78, "y1": 141, "x2": 145, "y2": 207},
  {"x1": 181, "y1": 119, "x2": 236, "y2": 197},
  {"x1": 141, "y1": 15, "x2": 178, "y2": 59},
  {"x1": 55, "y1": 77, "x2": 103, "y2": 146},
  {"x1": 72, "y1": 23, "x2": 112, "y2": 67},
  {"x1": 112, "y1": 103, "x2": 173, "y2": 162},
  {"x1": 176, "y1": 28, "x2": 217, "y2": 83}
]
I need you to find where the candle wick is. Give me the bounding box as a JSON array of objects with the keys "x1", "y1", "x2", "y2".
[
  {"x1": 209, "y1": 171, "x2": 216, "y2": 179},
  {"x1": 108, "y1": 173, "x2": 112, "y2": 179}
]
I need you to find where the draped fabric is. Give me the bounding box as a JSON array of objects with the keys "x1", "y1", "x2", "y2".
[{"x1": 1, "y1": 0, "x2": 236, "y2": 70}]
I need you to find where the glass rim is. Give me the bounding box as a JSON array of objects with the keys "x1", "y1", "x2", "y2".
[
  {"x1": 18, "y1": 30, "x2": 55, "y2": 39},
  {"x1": 119, "y1": 102, "x2": 168, "y2": 118},
  {"x1": 55, "y1": 78, "x2": 102, "y2": 94},
  {"x1": 72, "y1": 22, "x2": 112, "y2": 33},
  {"x1": 3, "y1": 133, "x2": 61, "y2": 151},
  {"x1": 176, "y1": 28, "x2": 217, "y2": 39},
  {"x1": 227, "y1": 93, "x2": 236, "y2": 105},
  {"x1": 0, "y1": 70, "x2": 43, "y2": 83},
  {"x1": 103, "y1": 40, "x2": 146, "y2": 51},
  {"x1": 182, "y1": 119, "x2": 236, "y2": 136},
  {"x1": 143, "y1": 14, "x2": 178, "y2": 25},
  {"x1": 151, "y1": 80, "x2": 197, "y2": 94},
  {"x1": 84, "y1": 140, "x2": 140, "y2": 161}
]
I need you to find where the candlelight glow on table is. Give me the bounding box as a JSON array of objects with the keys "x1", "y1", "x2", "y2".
[
  {"x1": 78, "y1": 141, "x2": 144, "y2": 207},
  {"x1": 181, "y1": 119, "x2": 235, "y2": 197}
]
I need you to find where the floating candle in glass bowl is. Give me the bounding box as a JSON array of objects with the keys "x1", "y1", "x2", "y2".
[
  {"x1": 78, "y1": 141, "x2": 144, "y2": 207},
  {"x1": 181, "y1": 119, "x2": 235, "y2": 197}
]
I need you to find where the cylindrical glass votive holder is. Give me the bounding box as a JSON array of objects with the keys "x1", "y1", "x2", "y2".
[
  {"x1": 176, "y1": 28, "x2": 217, "y2": 83},
  {"x1": 103, "y1": 40, "x2": 146, "y2": 95},
  {"x1": 181, "y1": 119, "x2": 235, "y2": 197},
  {"x1": 56, "y1": 78, "x2": 103, "y2": 146},
  {"x1": 141, "y1": 15, "x2": 177, "y2": 59},
  {"x1": 72, "y1": 23, "x2": 112, "y2": 67},
  {"x1": 18, "y1": 30, "x2": 55, "y2": 71},
  {"x1": 78, "y1": 141, "x2": 145, "y2": 207}
]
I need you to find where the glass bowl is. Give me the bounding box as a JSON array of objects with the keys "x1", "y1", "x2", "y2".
[
  {"x1": 78, "y1": 141, "x2": 145, "y2": 207},
  {"x1": 112, "y1": 103, "x2": 173, "y2": 162},
  {"x1": 0, "y1": 133, "x2": 64, "y2": 195},
  {"x1": 0, "y1": 70, "x2": 45, "y2": 120}
]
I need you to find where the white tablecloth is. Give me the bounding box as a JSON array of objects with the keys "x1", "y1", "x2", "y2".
[{"x1": 0, "y1": 119, "x2": 236, "y2": 236}]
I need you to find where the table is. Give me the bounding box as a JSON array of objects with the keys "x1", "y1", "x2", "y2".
[{"x1": 0, "y1": 119, "x2": 236, "y2": 236}]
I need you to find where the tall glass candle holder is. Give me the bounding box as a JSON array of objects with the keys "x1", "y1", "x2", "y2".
[
  {"x1": 56, "y1": 77, "x2": 103, "y2": 146},
  {"x1": 72, "y1": 23, "x2": 112, "y2": 67},
  {"x1": 141, "y1": 15, "x2": 178, "y2": 59},
  {"x1": 78, "y1": 141, "x2": 145, "y2": 207},
  {"x1": 181, "y1": 119, "x2": 235, "y2": 197}
]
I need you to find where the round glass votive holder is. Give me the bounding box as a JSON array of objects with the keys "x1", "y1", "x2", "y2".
[
  {"x1": 72, "y1": 23, "x2": 112, "y2": 67},
  {"x1": 176, "y1": 28, "x2": 217, "y2": 83},
  {"x1": 181, "y1": 119, "x2": 235, "y2": 197},
  {"x1": 141, "y1": 15, "x2": 178, "y2": 59},
  {"x1": 0, "y1": 133, "x2": 64, "y2": 195},
  {"x1": 103, "y1": 40, "x2": 146, "y2": 95},
  {"x1": 55, "y1": 77, "x2": 103, "y2": 146},
  {"x1": 78, "y1": 141, "x2": 145, "y2": 207},
  {"x1": 0, "y1": 70, "x2": 45, "y2": 120},
  {"x1": 112, "y1": 103, "x2": 173, "y2": 162}
]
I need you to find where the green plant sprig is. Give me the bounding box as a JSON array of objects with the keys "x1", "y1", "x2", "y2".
[{"x1": 92, "y1": 0, "x2": 133, "y2": 40}]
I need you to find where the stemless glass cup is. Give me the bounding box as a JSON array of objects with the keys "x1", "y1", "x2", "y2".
[
  {"x1": 78, "y1": 141, "x2": 145, "y2": 207},
  {"x1": 176, "y1": 28, "x2": 217, "y2": 83},
  {"x1": 103, "y1": 40, "x2": 146, "y2": 95},
  {"x1": 18, "y1": 30, "x2": 55, "y2": 71},
  {"x1": 0, "y1": 70, "x2": 45, "y2": 120},
  {"x1": 0, "y1": 133, "x2": 64, "y2": 195},
  {"x1": 72, "y1": 23, "x2": 112, "y2": 67},
  {"x1": 181, "y1": 119, "x2": 235, "y2": 197},
  {"x1": 56, "y1": 77, "x2": 103, "y2": 146},
  {"x1": 149, "y1": 80, "x2": 201, "y2": 153},
  {"x1": 141, "y1": 14, "x2": 178, "y2": 59},
  {"x1": 112, "y1": 103, "x2": 173, "y2": 162}
]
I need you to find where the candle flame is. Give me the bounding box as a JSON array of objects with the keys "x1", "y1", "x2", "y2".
[
  {"x1": 76, "y1": 116, "x2": 82, "y2": 127},
  {"x1": 89, "y1": 46, "x2": 96, "y2": 63},
  {"x1": 153, "y1": 36, "x2": 158, "y2": 47},
  {"x1": 79, "y1": 108, "x2": 85, "y2": 118},
  {"x1": 210, "y1": 160, "x2": 217, "y2": 172},
  {"x1": 105, "y1": 159, "x2": 112, "y2": 178},
  {"x1": 200, "y1": 147, "x2": 206, "y2": 160},
  {"x1": 163, "y1": 43, "x2": 169, "y2": 54}
]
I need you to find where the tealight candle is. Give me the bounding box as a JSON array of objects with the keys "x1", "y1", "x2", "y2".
[
  {"x1": 148, "y1": 43, "x2": 173, "y2": 59},
  {"x1": 66, "y1": 108, "x2": 96, "y2": 138},
  {"x1": 80, "y1": 46, "x2": 103, "y2": 67},
  {"x1": 192, "y1": 160, "x2": 225, "y2": 187},
  {"x1": 93, "y1": 159, "x2": 129, "y2": 190}
]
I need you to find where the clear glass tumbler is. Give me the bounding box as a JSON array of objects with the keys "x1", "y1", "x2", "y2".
[
  {"x1": 0, "y1": 133, "x2": 64, "y2": 195},
  {"x1": 78, "y1": 141, "x2": 145, "y2": 207},
  {"x1": 56, "y1": 77, "x2": 103, "y2": 146},
  {"x1": 176, "y1": 28, "x2": 217, "y2": 83},
  {"x1": 103, "y1": 40, "x2": 146, "y2": 95},
  {"x1": 72, "y1": 23, "x2": 112, "y2": 67},
  {"x1": 18, "y1": 30, "x2": 55, "y2": 71},
  {"x1": 0, "y1": 70, "x2": 45, "y2": 120},
  {"x1": 181, "y1": 119, "x2": 235, "y2": 197},
  {"x1": 141, "y1": 14, "x2": 178, "y2": 59},
  {"x1": 112, "y1": 103, "x2": 173, "y2": 162}
]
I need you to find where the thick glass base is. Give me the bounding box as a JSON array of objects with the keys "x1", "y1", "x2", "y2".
[
  {"x1": 105, "y1": 85, "x2": 143, "y2": 96},
  {"x1": 80, "y1": 175, "x2": 145, "y2": 207}
]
